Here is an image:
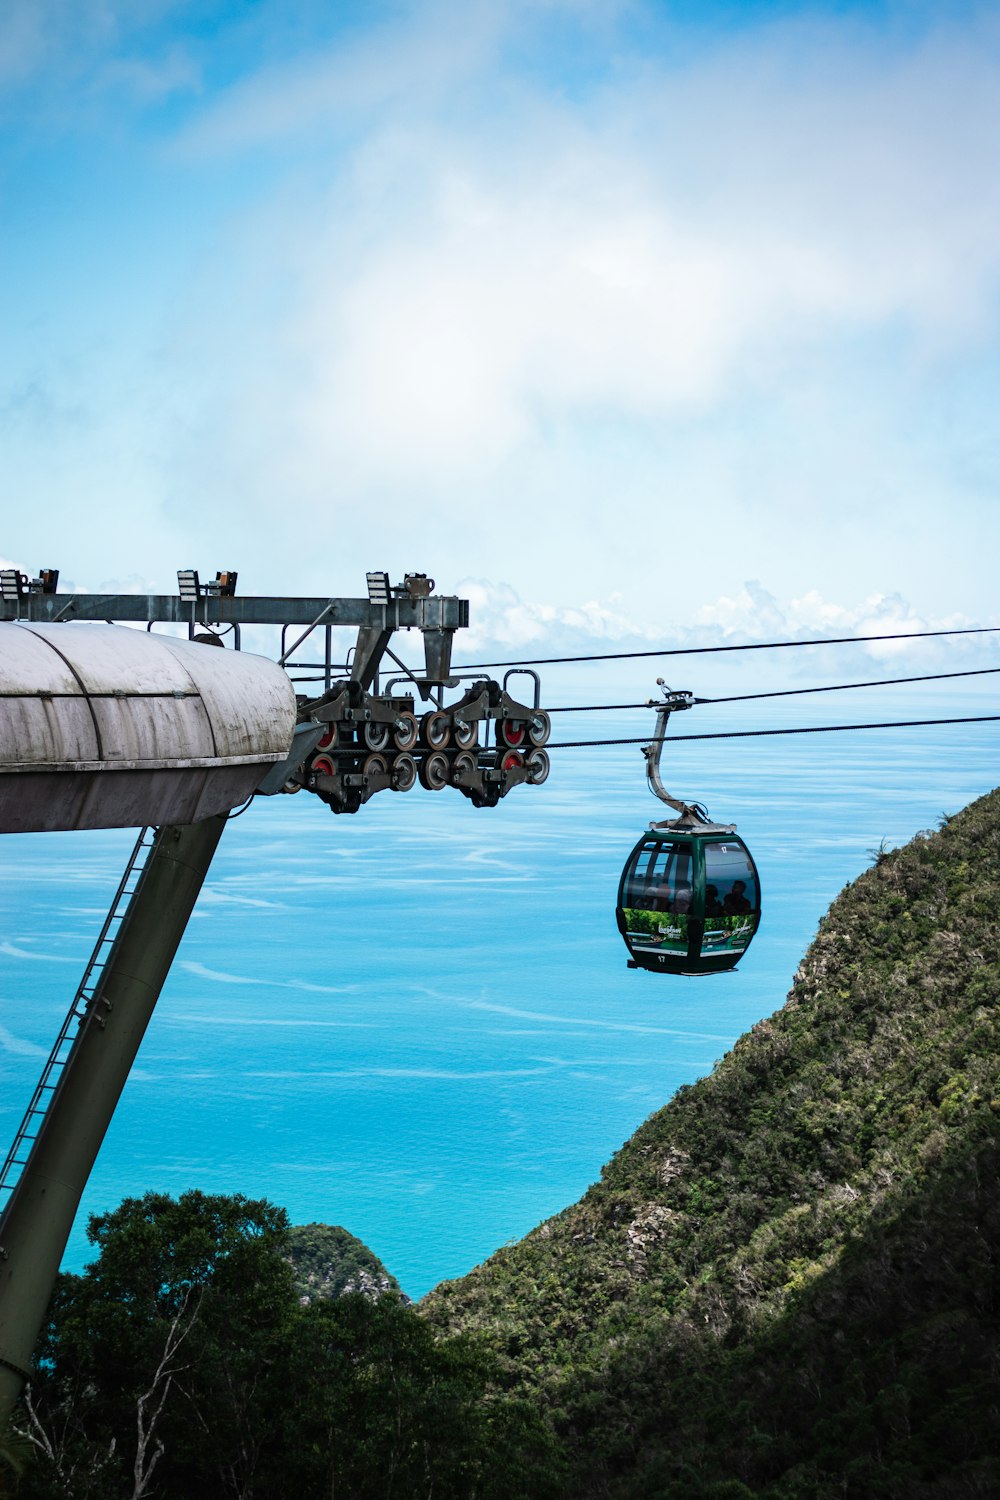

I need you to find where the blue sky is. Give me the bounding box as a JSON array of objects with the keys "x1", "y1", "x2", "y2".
[
  {"x1": 2, "y1": 1, "x2": 999, "y2": 1288},
  {"x1": 1, "y1": 0, "x2": 998, "y2": 657}
]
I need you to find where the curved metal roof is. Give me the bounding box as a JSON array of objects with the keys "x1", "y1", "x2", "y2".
[{"x1": 0, "y1": 624, "x2": 296, "y2": 832}]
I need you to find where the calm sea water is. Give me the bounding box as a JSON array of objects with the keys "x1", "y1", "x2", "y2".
[{"x1": 1, "y1": 679, "x2": 997, "y2": 1297}]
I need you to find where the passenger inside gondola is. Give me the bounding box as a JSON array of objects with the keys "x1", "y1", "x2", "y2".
[
  {"x1": 649, "y1": 848, "x2": 692, "y2": 914},
  {"x1": 705, "y1": 844, "x2": 759, "y2": 917},
  {"x1": 723, "y1": 880, "x2": 752, "y2": 915}
]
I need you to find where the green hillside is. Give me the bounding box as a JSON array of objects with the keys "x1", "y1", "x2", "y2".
[
  {"x1": 10, "y1": 793, "x2": 999, "y2": 1499},
  {"x1": 287, "y1": 1222, "x2": 402, "y2": 1303},
  {"x1": 423, "y1": 790, "x2": 1000, "y2": 1496}
]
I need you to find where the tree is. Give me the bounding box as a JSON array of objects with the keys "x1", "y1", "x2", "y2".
[
  {"x1": 15, "y1": 1192, "x2": 564, "y2": 1500},
  {"x1": 17, "y1": 1191, "x2": 297, "y2": 1500}
]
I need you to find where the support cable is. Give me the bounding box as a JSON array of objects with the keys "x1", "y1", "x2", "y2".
[
  {"x1": 453, "y1": 624, "x2": 1000, "y2": 672},
  {"x1": 545, "y1": 663, "x2": 1000, "y2": 713},
  {"x1": 546, "y1": 714, "x2": 1000, "y2": 749}
]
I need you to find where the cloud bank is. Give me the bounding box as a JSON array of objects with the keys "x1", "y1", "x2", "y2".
[{"x1": 1, "y1": 1, "x2": 997, "y2": 632}]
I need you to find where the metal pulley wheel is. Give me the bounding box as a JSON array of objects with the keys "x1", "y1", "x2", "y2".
[
  {"x1": 497, "y1": 748, "x2": 525, "y2": 774},
  {"x1": 419, "y1": 751, "x2": 450, "y2": 790},
  {"x1": 309, "y1": 754, "x2": 336, "y2": 785},
  {"x1": 453, "y1": 717, "x2": 478, "y2": 749},
  {"x1": 393, "y1": 712, "x2": 419, "y2": 751},
  {"x1": 526, "y1": 748, "x2": 550, "y2": 785},
  {"x1": 528, "y1": 711, "x2": 551, "y2": 748},
  {"x1": 391, "y1": 752, "x2": 418, "y2": 791},
  {"x1": 452, "y1": 750, "x2": 477, "y2": 783},
  {"x1": 362, "y1": 753, "x2": 388, "y2": 779},
  {"x1": 363, "y1": 721, "x2": 392, "y2": 752},
  {"x1": 421, "y1": 712, "x2": 452, "y2": 750},
  {"x1": 316, "y1": 722, "x2": 339, "y2": 750},
  {"x1": 497, "y1": 718, "x2": 527, "y2": 748}
]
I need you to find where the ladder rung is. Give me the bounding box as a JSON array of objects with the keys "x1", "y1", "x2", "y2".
[{"x1": 0, "y1": 826, "x2": 155, "y2": 1198}]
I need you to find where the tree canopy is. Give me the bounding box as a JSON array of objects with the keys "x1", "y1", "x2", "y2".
[{"x1": 14, "y1": 1191, "x2": 560, "y2": 1500}]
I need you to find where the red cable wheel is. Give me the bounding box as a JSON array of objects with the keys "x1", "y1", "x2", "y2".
[
  {"x1": 362, "y1": 753, "x2": 388, "y2": 779},
  {"x1": 392, "y1": 712, "x2": 419, "y2": 751},
  {"x1": 421, "y1": 712, "x2": 452, "y2": 750},
  {"x1": 419, "y1": 751, "x2": 450, "y2": 790},
  {"x1": 310, "y1": 754, "x2": 335, "y2": 779},
  {"x1": 391, "y1": 752, "x2": 417, "y2": 792},
  {"x1": 498, "y1": 749, "x2": 525, "y2": 774},
  {"x1": 498, "y1": 718, "x2": 527, "y2": 748},
  {"x1": 528, "y1": 711, "x2": 551, "y2": 748},
  {"x1": 362, "y1": 721, "x2": 391, "y2": 752},
  {"x1": 316, "y1": 722, "x2": 338, "y2": 750},
  {"x1": 526, "y1": 748, "x2": 550, "y2": 785}
]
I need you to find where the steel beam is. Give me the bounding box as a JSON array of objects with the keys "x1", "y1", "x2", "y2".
[
  {"x1": 0, "y1": 594, "x2": 470, "y2": 630},
  {"x1": 0, "y1": 814, "x2": 227, "y2": 1423}
]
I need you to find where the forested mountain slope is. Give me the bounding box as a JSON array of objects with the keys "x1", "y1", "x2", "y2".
[
  {"x1": 287, "y1": 1222, "x2": 402, "y2": 1303},
  {"x1": 11, "y1": 795, "x2": 999, "y2": 1500},
  {"x1": 423, "y1": 790, "x2": 1000, "y2": 1497}
]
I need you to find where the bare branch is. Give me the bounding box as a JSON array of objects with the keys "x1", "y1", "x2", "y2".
[
  {"x1": 13, "y1": 1384, "x2": 56, "y2": 1465},
  {"x1": 131, "y1": 1286, "x2": 203, "y2": 1500}
]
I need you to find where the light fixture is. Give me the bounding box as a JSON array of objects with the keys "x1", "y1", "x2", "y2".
[
  {"x1": 366, "y1": 571, "x2": 391, "y2": 605},
  {"x1": 0, "y1": 569, "x2": 25, "y2": 601},
  {"x1": 177, "y1": 569, "x2": 200, "y2": 602}
]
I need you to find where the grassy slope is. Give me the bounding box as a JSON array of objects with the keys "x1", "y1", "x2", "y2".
[{"x1": 423, "y1": 790, "x2": 1000, "y2": 1497}]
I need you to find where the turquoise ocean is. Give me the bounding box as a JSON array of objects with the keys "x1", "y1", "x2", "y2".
[{"x1": 1, "y1": 671, "x2": 998, "y2": 1298}]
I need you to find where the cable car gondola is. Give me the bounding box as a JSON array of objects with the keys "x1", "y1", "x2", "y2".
[{"x1": 616, "y1": 684, "x2": 760, "y2": 976}]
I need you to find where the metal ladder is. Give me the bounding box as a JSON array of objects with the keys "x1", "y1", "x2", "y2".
[{"x1": 0, "y1": 826, "x2": 158, "y2": 1216}]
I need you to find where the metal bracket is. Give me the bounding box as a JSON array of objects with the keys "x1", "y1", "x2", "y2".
[
  {"x1": 641, "y1": 680, "x2": 704, "y2": 824},
  {"x1": 256, "y1": 721, "x2": 328, "y2": 795}
]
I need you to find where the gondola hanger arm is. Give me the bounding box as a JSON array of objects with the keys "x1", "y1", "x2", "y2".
[{"x1": 642, "y1": 681, "x2": 706, "y2": 825}]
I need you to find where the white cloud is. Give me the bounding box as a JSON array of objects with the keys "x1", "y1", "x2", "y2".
[
  {"x1": 0, "y1": 1, "x2": 197, "y2": 98},
  {"x1": 96, "y1": 46, "x2": 199, "y2": 104},
  {"x1": 148, "y1": 2, "x2": 1000, "y2": 622},
  {"x1": 450, "y1": 575, "x2": 999, "y2": 676},
  {"x1": 457, "y1": 576, "x2": 652, "y2": 651},
  {"x1": 3, "y1": 3, "x2": 997, "y2": 626},
  {"x1": 0, "y1": 1, "x2": 58, "y2": 88},
  {"x1": 180, "y1": 0, "x2": 509, "y2": 155}
]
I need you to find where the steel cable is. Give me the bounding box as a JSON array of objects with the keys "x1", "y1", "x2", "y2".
[
  {"x1": 546, "y1": 714, "x2": 1000, "y2": 748},
  {"x1": 453, "y1": 624, "x2": 1000, "y2": 672},
  {"x1": 545, "y1": 664, "x2": 1000, "y2": 713}
]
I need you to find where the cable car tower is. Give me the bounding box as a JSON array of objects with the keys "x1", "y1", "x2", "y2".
[{"x1": 0, "y1": 567, "x2": 552, "y2": 1422}]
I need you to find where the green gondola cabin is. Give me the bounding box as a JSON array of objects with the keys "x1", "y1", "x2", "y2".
[{"x1": 617, "y1": 820, "x2": 760, "y2": 975}]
